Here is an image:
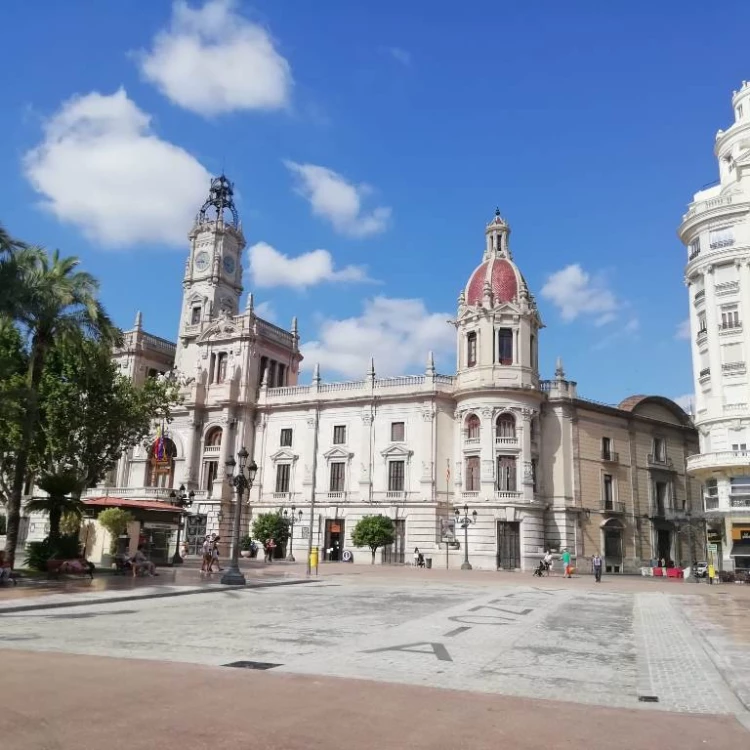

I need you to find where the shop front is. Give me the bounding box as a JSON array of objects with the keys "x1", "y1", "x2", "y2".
[{"x1": 730, "y1": 525, "x2": 750, "y2": 572}]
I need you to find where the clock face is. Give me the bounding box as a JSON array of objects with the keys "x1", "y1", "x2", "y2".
[
  {"x1": 194, "y1": 251, "x2": 210, "y2": 271},
  {"x1": 223, "y1": 255, "x2": 236, "y2": 274}
]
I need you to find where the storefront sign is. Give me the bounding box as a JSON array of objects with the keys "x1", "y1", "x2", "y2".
[
  {"x1": 731, "y1": 525, "x2": 750, "y2": 541},
  {"x1": 143, "y1": 522, "x2": 176, "y2": 530}
]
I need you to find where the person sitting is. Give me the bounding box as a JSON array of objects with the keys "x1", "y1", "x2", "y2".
[
  {"x1": 59, "y1": 555, "x2": 95, "y2": 579},
  {"x1": 0, "y1": 550, "x2": 15, "y2": 585},
  {"x1": 130, "y1": 545, "x2": 158, "y2": 577}
]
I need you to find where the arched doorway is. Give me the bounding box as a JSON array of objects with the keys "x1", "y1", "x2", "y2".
[{"x1": 601, "y1": 518, "x2": 624, "y2": 573}]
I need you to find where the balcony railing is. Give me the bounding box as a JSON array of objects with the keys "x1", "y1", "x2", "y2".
[
  {"x1": 81, "y1": 487, "x2": 210, "y2": 501},
  {"x1": 648, "y1": 454, "x2": 674, "y2": 469},
  {"x1": 724, "y1": 403, "x2": 748, "y2": 414},
  {"x1": 696, "y1": 329, "x2": 708, "y2": 345},
  {"x1": 601, "y1": 450, "x2": 619, "y2": 462},
  {"x1": 495, "y1": 490, "x2": 522, "y2": 500},
  {"x1": 495, "y1": 435, "x2": 519, "y2": 446},
  {"x1": 722, "y1": 361, "x2": 746, "y2": 374},
  {"x1": 709, "y1": 238, "x2": 735, "y2": 250},
  {"x1": 699, "y1": 367, "x2": 711, "y2": 380},
  {"x1": 461, "y1": 491, "x2": 480, "y2": 499},
  {"x1": 203, "y1": 445, "x2": 221, "y2": 456},
  {"x1": 465, "y1": 436, "x2": 481, "y2": 446},
  {"x1": 652, "y1": 505, "x2": 679, "y2": 519},
  {"x1": 693, "y1": 289, "x2": 705, "y2": 304},
  {"x1": 688, "y1": 247, "x2": 701, "y2": 262},
  {"x1": 386, "y1": 490, "x2": 406, "y2": 499},
  {"x1": 688, "y1": 450, "x2": 750, "y2": 472},
  {"x1": 327, "y1": 491, "x2": 346, "y2": 500},
  {"x1": 730, "y1": 495, "x2": 750, "y2": 509},
  {"x1": 603, "y1": 500, "x2": 626, "y2": 513},
  {"x1": 715, "y1": 280, "x2": 740, "y2": 295},
  {"x1": 719, "y1": 323, "x2": 743, "y2": 335}
]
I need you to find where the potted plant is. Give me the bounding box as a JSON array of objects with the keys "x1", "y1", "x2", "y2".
[{"x1": 239, "y1": 535, "x2": 254, "y2": 558}]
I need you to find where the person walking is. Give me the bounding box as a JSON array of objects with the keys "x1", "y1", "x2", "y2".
[
  {"x1": 561, "y1": 548, "x2": 572, "y2": 578},
  {"x1": 413, "y1": 547, "x2": 421, "y2": 567},
  {"x1": 543, "y1": 550, "x2": 553, "y2": 576},
  {"x1": 200, "y1": 535, "x2": 212, "y2": 574},
  {"x1": 592, "y1": 552, "x2": 603, "y2": 583}
]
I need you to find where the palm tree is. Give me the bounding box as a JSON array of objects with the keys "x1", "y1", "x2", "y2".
[
  {"x1": 25, "y1": 472, "x2": 85, "y2": 543},
  {"x1": 0, "y1": 225, "x2": 31, "y2": 319},
  {"x1": 4, "y1": 249, "x2": 121, "y2": 568}
]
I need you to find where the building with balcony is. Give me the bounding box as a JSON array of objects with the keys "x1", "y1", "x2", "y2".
[
  {"x1": 65, "y1": 179, "x2": 699, "y2": 572},
  {"x1": 679, "y1": 81, "x2": 750, "y2": 572}
]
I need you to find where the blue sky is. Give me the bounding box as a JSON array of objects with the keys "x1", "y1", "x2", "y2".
[{"x1": 2, "y1": 0, "x2": 749, "y2": 406}]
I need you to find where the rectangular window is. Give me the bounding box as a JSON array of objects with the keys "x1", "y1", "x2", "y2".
[
  {"x1": 710, "y1": 226, "x2": 734, "y2": 249},
  {"x1": 654, "y1": 481, "x2": 668, "y2": 515},
  {"x1": 698, "y1": 313, "x2": 707, "y2": 333},
  {"x1": 530, "y1": 334, "x2": 537, "y2": 370},
  {"x1": 465, "y1": 456, "x2": 480, "y2": 491},
  {"x1": 497, "y1": 456, "x2": 517, "y2": 492},
  {"x1": 603, "y1": 473, "x2": 614, "y2": 509},
  {"x1": 688, "y1": 240, "x2": 700, "y2": 261},
  {"x1": 497, "y1": 328, "x2": 513, "y2": 365},
  {"x1": 191, "y1": 306, "x2": 201, "y2": 325},
  {"x1": 204, "y1": 461, "x2": 218, "y2": 492},
  {"x1": 280, "y1": 428, "x2": 293, "y2": 447},
  {"x1": 216, "y1": 353, "x2": 228, "y2": 383},
  {"x1": 721, "y1": 306, "x2": 741, "y2": 329},
  {"x1": 275, "y1": 463, "x2": 291, "y2": 493},
  {"x1": 652, "y1": 437, "x2": 666, "y2": 462},
  {"x1": 333, "y1": 425, "x2": 346, "y2": 445},
  {"x1": 390, "y1": 421, "x2": 405, "y2": 442},
  {"x1": 388, "y1": 461, "x2": 405, "y2": 491},
  {"x1": 467, "y1": 332, "x2": 477, "y2": 367},
  {"x1": 602, "y1": 437, "x2": 612, "y2": 461},
  {"x1": 531, "y1": 458, "x2": 538, "y2": 493},
  {"x1": 731, "y1": 443, "x2": 747, "y2": 451},
  {"x1": 329, "y1": 461, "x2": 345, "y2": 492},
  {"x1": 723, "y1": 341, "x2": 743, "y2": 363}
]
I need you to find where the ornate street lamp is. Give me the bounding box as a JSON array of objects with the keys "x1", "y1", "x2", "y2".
[
  {"x1": 455, "y1": 504, "x2": 478, "y2": 570},
  {"x1": 283, "y1": 506, "x2": 304, "y2": 562},
  {"x1": 169, "y1": 484, "x2": 195, "y2": 565},
  {"x1": 221, "y1": 447, "x2": 258, "y2": 585}
]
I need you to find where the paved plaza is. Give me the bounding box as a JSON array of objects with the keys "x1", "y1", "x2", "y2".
[{"x1": 1, "y1": 568, "x2": 749, "y2": 748}]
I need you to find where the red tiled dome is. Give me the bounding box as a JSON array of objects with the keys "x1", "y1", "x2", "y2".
[{"x1": 465, "y1": 258, "x2": 518, "y2": 305}]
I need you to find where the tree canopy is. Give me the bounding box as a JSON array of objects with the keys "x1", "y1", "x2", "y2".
[{"x1": 351, "y1": 515, "x2": 396, "y2": 564}]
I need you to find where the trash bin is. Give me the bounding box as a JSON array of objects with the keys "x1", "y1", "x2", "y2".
[{"x1": 425, "y1": 557, "x2": 432, "y2": 569}]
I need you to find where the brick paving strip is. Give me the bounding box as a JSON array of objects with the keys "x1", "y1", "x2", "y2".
[{"x1": 0, "y1": 649, "x2": 747, "y2": 750}]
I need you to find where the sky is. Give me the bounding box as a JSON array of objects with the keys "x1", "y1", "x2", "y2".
[{"x1": 2, "y1": 0, "x2": 749, "y2": 408}]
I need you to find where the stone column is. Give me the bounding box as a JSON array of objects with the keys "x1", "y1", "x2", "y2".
[
  {"x1": 520, "y1": 408, "x2": 535, "y2": 503},
  {"x1": 359, "y1": 410, "x2": 374, "y2": 502},
  {"x1": 419, "y1": 404, "x2": 436, "y2": 501},
  {"x1": 480, "y1": 407, "x2": 495, "y2": 499},
  {"x1": 703, "y1": 266, "x2": 721, "y2": 395}
]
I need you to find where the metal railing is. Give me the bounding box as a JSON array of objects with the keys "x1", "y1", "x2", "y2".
[
  {"x1": 648, "y1": 454, "x2": 674, "y2": 469},
  {"x1": 603, "y1": 500, "x2": 626, "y2": 513},
  {"x1": 601, "y1": 450, "x2": 619, "y2": 462}
]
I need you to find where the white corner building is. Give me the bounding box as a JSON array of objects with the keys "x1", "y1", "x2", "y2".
[
  {"x1": 74, "y1": 177, "x2": 700, "y2": 572},
  {"x1": 680, "y1": 81, "x2": 750, "y2": 572}
]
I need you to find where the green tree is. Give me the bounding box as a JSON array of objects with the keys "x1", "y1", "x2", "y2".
[
  {"x1": 4, "y1": 248, "x2": 120, "y2": 567},
  {"x1": 252, "y1": 512, "x2": 290, "y2": 553},
  {"x1": 32, "y1": 338, "x2": 180, "y2": 490},
  {"x1": 24, "y1": 471, "x2": 85, "y2": 543},
  {"x1": 97, "y1": 507, "x2": 134, "y2": 554},
  {"x1": 351, "y1": 515, "x2": 395, "y2": 564},
  {"x1": 0, "y1": 319, "x2": 26, "y2": 508}
]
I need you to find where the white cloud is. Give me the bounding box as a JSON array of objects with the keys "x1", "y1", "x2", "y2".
[
  {"x1": 138, "y1": 0, "x2": 292, "y2": 116},
  {"x1": 301, "y1": 297, "x2": 454, "y2": 379},
  {"x1": 284, "y1": 161, "x2": 391, "y2": 237},
  {"x1": 592, "y1": 316, "x2": 640, "y2": 350},
  {"x1": 249, "y1": 241, "x2": 370, "y2": 289},
  {"x1": 540, "y1": 264, "x2": 619, "y2": 324},
  {"x1": 387, "y1": 47, "x2": 411, "y2": 65},
  {"x1": 673, "y1": 393, "x2": 695, "y2": 414},
  {"x1": 675, "y1": 318, "x2": 691, "y2": 340},
  {"x1": 254, "y1": 300, "x2": 276, "y2": 322},
  {"x1": 23, "y1": 88, "x2": 211, "y2": 247}
]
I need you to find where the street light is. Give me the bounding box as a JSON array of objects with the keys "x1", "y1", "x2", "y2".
[
  {"x1": 455, "y1": 504, "x2": 477, "y2": 570},
  {"x1": 168, "y1": 484, "x2": 195, "y2": 565},
  {"x1": 221, "y1": 447, "x2": 258, "y2": 585},
  {"x1": 283, "y1": 506, "x2": 304, "y2": 561}
]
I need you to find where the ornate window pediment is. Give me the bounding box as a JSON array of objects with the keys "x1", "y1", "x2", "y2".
[
  {"x1": 197, "y1": 318, "x2": 240, "y2": 343},
  {"x1": 270, "y1": 448, "x2": 298, "y2": 463},
  {"x1": 323, "y1": 446, "x2": 353, "y2": 462},
  {"x1": 380, "y1": 444, "x2": 413, "y2": 459}
]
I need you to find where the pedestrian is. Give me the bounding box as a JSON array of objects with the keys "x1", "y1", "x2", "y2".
[
  {"x1": 592, "y1": 552, "x2": 603, "y2": 583},
  {"x1": 543, "y1": 549, "x2": 553, "y2": 576},
  {"x1": 201, "y1": 535, "x2": 212, "y2": 573},
  {"x1": 265, "y1": 537, "x2": 276, "y2": 563},
  {"x1": 561, "y1": 547, "x2": 572, "y2": 578},
  {"x1": 413, "y1": 547, "x2": 421, "y2": 567},
  {"x1": 210, "y1": 536, "x2": 223, "y2": 572}
]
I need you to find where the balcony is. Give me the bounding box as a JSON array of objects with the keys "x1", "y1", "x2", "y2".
[
  {"x1": 495, "y1": 490, "x2": 522, "y2": 501},
  {"x1": 696, "y1": 329, "x2": 708, "y2": 346},
  {"x1": 603, "y1": 500, "x2": 626, "y2": 514},
  {"x1": 709, "y1": 238, "x2": 735, "y2": 250},
  {"x1": 651, "y1": 505, "x2": 680, "y2": 520},
  {"x1": 715, "y1": 280, "x2": 740, "y2": 296},
  {"x1": 495, "y1": 435, "x2": 519, "y2": 447},
  {"x1": 648, "y1": 454, "x2": 674, "y2": 470},
  {"x1": 464, "y1": 437, "x2": 481, "y2": 446},
  {"x1": 203, "y1": 445, "x2": 221, "y2": 457},
  {"x1": 722, "y1": 361, "x2": 746, "y2": 375},
  {"x1": 724, "y1": 403, "x2": 749, "y2": 414},
  {"x1": 601, "y1": 450, "x2": 619, "y2": 463},
  {"x1": 81, "y1": 487, "x2": 210, "y2": 501},
  {"x1": 386, "y1": 490, "x2": 406, "y2": 499},
  {"x1": 730, "y1": 494, "x2": 750, "y2": 509},
  {"x1": 699, "y1": 367, "x2": 711, "y2": 381},
  {"x1": 719, "y1": 323, "x2": 743, "y2": 337},
  {"x1": 687, "y1": 450, "x2": 750, "y2": 475},
  {"x1": 461, "y1": 491, "x2": 480, "y2": 500},
  {"x1": 693, "y1": 289, "x2": 705, "y2": 305}
]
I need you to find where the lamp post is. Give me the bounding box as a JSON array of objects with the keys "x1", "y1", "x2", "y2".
[
  {"x1": 221, "y1": 447, "x2": 258, "y2": 586},
  {"x1": 455, "y1": 504, "x2": 477, "y2": 570},
  {"x1": 169, "y1": 485, "x2": 195, "y2": 565},
  {"x1": 283, "y1": 506, "x2": 304, "y2": 562}
]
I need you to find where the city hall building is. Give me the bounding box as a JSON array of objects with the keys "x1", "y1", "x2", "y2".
[{"x1": 81, "y1": 177, "x2": 700, "y2": 571}]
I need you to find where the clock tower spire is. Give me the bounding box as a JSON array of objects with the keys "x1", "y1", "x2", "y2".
[{"x1": 177, "y1": 175, "x2": 246, "y2": 350}]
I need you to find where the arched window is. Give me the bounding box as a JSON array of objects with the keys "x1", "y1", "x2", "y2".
[
  {"x1": 205, "y1": 427, "x2": 222, "y2": 447},
  {"x1": 465, "y1": 414, "x2": 480, "y2": 440},
  {"x1": 496, "y1": 413, "x2": 516, "y2": 439},
  {"x1": 147, "y1": 437, "x2": 177, "y2": 488}
]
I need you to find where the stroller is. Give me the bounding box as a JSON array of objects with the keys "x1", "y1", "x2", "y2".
[{"x1": 533, "y1": 559, "x2": 546, "y2": 578}]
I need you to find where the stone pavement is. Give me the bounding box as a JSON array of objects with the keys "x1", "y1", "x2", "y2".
[
  {"x1": 1, "y1": 568, "x2": 749, "y2": 734},
  {"x1": 2, "y1": 649, "x2": 748, "y2": 750}
]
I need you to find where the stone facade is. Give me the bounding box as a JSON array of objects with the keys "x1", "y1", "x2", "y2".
[
  {"x1": 77, "y1": 183, "x2": 699, "y2": 571},
  {"x1": 679, "y1": 81, "x2": 750, "y2": 572}
]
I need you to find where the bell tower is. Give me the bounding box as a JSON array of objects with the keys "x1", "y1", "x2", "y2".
[
  {"x1": 178, "y1": 176, "x2": 245, "y2": 344},
  {"x1": 455, "y1": 210, "x2": 543, "y2": 390}
]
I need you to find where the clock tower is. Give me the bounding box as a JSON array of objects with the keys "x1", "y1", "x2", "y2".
[{"x1": 176, "y1": 175, "x2": 246, "y2": 355}]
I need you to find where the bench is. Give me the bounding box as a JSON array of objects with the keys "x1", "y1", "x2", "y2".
[{"x1": 46, "y1": 559, "x2": 95, "y2": 580}]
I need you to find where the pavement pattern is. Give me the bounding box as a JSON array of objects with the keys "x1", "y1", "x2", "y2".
[{"x1": 1, "y1": 572, "x2": 748, "y2": 730}]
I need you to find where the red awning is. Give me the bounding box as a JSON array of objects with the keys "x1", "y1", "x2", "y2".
[{"x1": 83, "y1": 497, "x2": 179, "y2": 513}]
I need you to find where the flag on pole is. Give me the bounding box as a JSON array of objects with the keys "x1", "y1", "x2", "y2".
[{"x1": 153, "y1": 422, "x2": 166, "y2": 462}]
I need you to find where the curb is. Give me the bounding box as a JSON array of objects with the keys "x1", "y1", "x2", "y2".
[{"x1": 0, "y1": 578, "x2": 313, "y2": 615}]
